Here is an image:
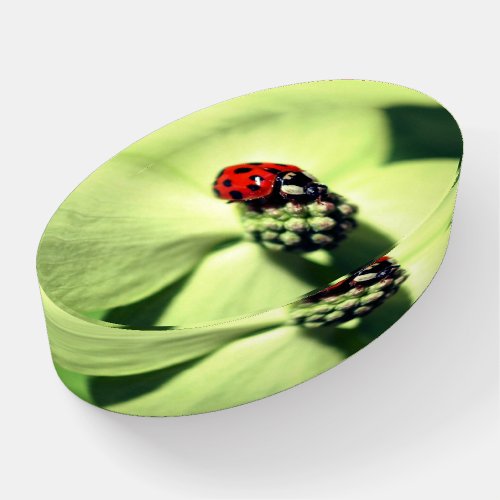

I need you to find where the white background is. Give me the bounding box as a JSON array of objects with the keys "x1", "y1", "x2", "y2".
[{"x1": 1, "y1": 1, "x2": 498, "y2": 499}]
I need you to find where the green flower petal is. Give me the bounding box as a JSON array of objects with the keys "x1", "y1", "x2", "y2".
[
  {"x1": 384, "y1": 106, "x2": 463, "y2": 162},
  {"x1": 124, "y1": 81, "x2": 433, "y2": 192},
  {"x1": 334, "y1": 158, "x2": 459, "y2": 243},
  {"x1": 157, "y1": 241, "x2": 342, "y2": 326},
  {"x1": 43, "y1": 289, "x2": 286, "y2": 376},
  {"x1": 152, "y1": 107, "x2": 391, "y2": 193},
  {"x1": 105, "y1": 288, "x2": 412, "y2": 416},
  {"x1": 105, "y1": 326, "x2": 346, "y2": 415},
  {"x1": 37, "y1": 154, "x2": 241, "y2": 312},
  {"x1": 279, "y1": 80, "x2": 439, "y2": 107}
]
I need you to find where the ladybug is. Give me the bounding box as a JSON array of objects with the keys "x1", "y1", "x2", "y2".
[
  {"x1": 308, "y1": 256, "x2": 400, "y2": 302},
  {"x1": 212, "y1": 162, "x2": 328, "y2": 203}
]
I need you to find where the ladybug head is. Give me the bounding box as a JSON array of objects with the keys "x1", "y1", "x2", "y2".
[
  {"x1": 279, "y1": 171, "x2": 328, "y2": 201},
  {"x1": 304, "y1": 182, "x2": 328, "y2": 200}
]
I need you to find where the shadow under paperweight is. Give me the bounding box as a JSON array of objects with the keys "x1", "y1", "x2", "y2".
[{"x1": 36, "y1": 80, "x2": 463, "y2": 416}]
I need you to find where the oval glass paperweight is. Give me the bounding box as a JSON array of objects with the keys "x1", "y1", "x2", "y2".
[{"x1": 37, "y1": 80, "x2": 462, "y2": 416}]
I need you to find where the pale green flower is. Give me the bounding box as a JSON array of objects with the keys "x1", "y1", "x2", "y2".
[{"x1": 37, "y1": 81, "x2": 462, "y2": 416}]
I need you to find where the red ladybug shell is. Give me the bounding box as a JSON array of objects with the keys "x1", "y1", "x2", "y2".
[{"x1": 213, "y1": 162, "x2": 303, "y2": 201}]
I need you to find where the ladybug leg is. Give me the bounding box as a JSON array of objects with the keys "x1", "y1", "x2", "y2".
[
  {"x1": 314, "y1": 184, "x2": 330, "y2": 205},
  {"x1": 318, "y1": 192, "x2": 329, "y2": 205}
]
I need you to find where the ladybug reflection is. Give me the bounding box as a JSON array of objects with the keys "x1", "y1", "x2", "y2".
[{"x1": 308, "y1": 256, "x2": 401, "y2": 302}]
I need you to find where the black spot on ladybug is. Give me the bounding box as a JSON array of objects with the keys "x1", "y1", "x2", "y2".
[
  {"x1": 249, "y1": 175, "x2": 262, "y2": 181},
  {"x1": 248, "y1": 162, "x2": 263, "y2": 165},
  {"x1": 265, "y1": 168, "x2": 281, "y2": 174},
  {"x1": 229, "y1": 190, "x2": 243, "y2": 199},
  {"x1": 234, "y1": 167, "x2": 252, "y2": 174},
  {"x1": 213, "y1": 187, "x2": 221, "y2": 197},
  {"x1": 222, "y1": 179, "x2": 232, "y2": 187},
  {"x1": 247, "y1": 184, "x2": 260, "y2": 191}
]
